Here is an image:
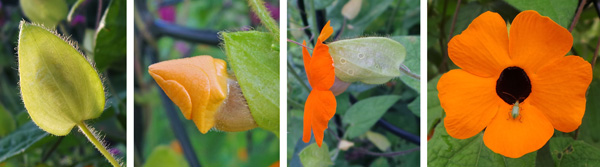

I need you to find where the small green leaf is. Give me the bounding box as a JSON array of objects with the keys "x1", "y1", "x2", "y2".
[
  {"x1": 392, "y1": 36, "x2": 420, "y2": 91},
  {"x1": 221, "y1": 31, "x2": 279, "y2": 136},
  {"x1": 407, "y1": 96, "x2": 420, "y2": 117},
  {"x1": 299, "y1": 143, "x2": 333, "y2": 167},
  {"x1": 18, "y1": 22, "x2": 105, "y2": 136},
  {"x1": 20, "y1": 0, "x2": 68, "y2": 28},
  {"x1": 343, "y1": 95, "x2": 401, "y2": 139},
  {"x1": 144, "y1": 145, "x2": 190, "y2": 167},
  {"x1": 579, "y1": 78, "x2": 600, "y2": 147},
  {"x1": 504, "y1": 0, "x2": 577, "y2": 28},
  {"x1": 549, "y1": 137, "x2": 600, "y2": 166},
  {"x1": 329, "y1": 37, "x2": 406, "y2": 84},
  {"x1": 0, "y1": 121, "x2": 49, "y2": 162},
  {"x1": 0, "y1": 104, "x2": 16, "y2": 137},
  {"x1": 335, "y1": 92, "x2": 351, "y2": 116},
  {"x1": 94, "y1": 0, "x2": 126, "y2": 71},
  {"x1": 369, "y1": 157, "x2": 389, "y2": 167},
  {"x1": 366, "y1": 131, "x2": 391, "y2": 151},
  {"x1": 428, "y1": 120, "x2": 536, "y2": 166}
]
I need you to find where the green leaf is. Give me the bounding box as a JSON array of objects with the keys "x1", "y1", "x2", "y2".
[
  {"x1": 327, "y1": 0, "x2": 395, "y2": 37},
  {"x1": 144, "y1": 145, "x2": 190, "y2": 167},
  {"x1": 504, "y1": 0, "x2": 577, "y2": 28},
  {"x1": 0, "y1": 104, "x2": 16, "y2": 137},
  {"x1": 18, "y1": 22, "x2": 105, "y2": 136},
  {"x1": 428, "y1": 120, "x2": 536, "y2": 166},
  {"x1": 548, "y1": 137, "x2": 600, "y2": 166},
  {"x1": 343, "y1": 95, "x2": 401, "y2": 139},
  {"x1": 366, "y1": 131, "x2": 391, "y2": 151},
  {"x1": 408, "y1": 96, "x2": 420, "y2": 117},
  {"x1": 392, "y1": 36, "x2": 420, "y2": 91},
  {"x1": 335, "y1": 92, "x2": 351, "y2": 116},
  {"x1": 221, "y1": 31, "x2": 279, "y2": 136},
  {"x1": 0, "y1": 121, "x2": 49, "y2": 162},
  {"x1": 299, "y1": 143, "x2": 333, "y2": 167},
  {"x1": 579, "y1": 78, "x2": 600, "y2": 147},
  {"x1": 94, "y1": 0, "x2": 126, "y2": 71},
  {"x1": 329, "y1": 37, "x2": 406, "y2": 84},
  {"x1": 314, "y1": 0, "x2": 335, "y2": 10},
  {"x1": 19, "y1": 0, "x2": 68, "y2": 28},
  {"x1": 427, "y1": 75, "x2": 442, "y2": 133},
  {"x1": 369, "y1": 157, "x2": 389, "y2": 167}
]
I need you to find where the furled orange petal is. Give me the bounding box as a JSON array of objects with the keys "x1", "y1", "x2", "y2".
[
  {"x1": 148, "y1": 56, "x2": 229, "y2": 134},
  {"x1": 438, "y1": 69, "x2": 508, "y2": 139},
  {"x1": 317, "y1": 21, "x2": 333, "y2": 42},
  {"x1": 447, "y1": 11, "x2": 511, "y2": 78},
  {"x1": 303, "y1": 90, "x2": 337, "y2": 147},
  {"x1": 509, "y1": 10, "x2": 573, "y2": 73},
  {"x1": 528, "y1": 56, "x2": 592, "y2": 132},
  {"x1": 483, "y1": 102, "x2": 554, "y2": 158},
  {"x1": 308, "y1": 42, "x2": 335, "y2": 90}
]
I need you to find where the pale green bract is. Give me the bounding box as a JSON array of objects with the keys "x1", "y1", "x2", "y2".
[
  {"x1": 328, "y1": 37, "x2": 406, "y2": 84},
  {"x1": 20, "y1": 0, "x2": 68, "y2": 28},
  {"x1": 18, "y1": 22, "x2": 105, "y2": 136}
]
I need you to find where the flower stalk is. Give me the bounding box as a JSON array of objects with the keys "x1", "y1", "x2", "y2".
[{"x1": 77, "y1": 122, "x2": 120, "y2": 167}]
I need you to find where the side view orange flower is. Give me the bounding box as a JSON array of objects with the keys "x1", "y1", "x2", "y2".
[
  {"x1": 438, "y1": 10, "x2": 592, "y2": 158},
  {"x1": 148, "y1": 56, "x2": 229, "y2": 134},
  {"x1": 302, "y1": 20, "x2": 337, "y2": 147}
]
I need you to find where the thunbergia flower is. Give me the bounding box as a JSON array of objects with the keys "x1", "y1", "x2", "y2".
[
  {"x1": 438, "y1": 11, "x2": 592, "y2": 158},
  {"x1": 302, "y1": 21, "x2": 337, "y2": 147}
]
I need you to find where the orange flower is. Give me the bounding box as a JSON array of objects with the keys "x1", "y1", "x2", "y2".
[
  {"x1": 302, "y1": 21, "x2": 337, "y2": 147},
  {"x1": 438, "y1": 11, "x2": 592, "y2": 158},
  {"x1": 148, "y1": 56, "x2": 229, "y2": 134}
]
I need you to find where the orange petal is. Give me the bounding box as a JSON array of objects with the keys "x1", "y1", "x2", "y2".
[
  {"x1": 148, "y1": 56, "x2": 229, "y2": 134},
  {"x1": 528, "y1": 56, "x2": 592, "y2": 132},
  {"x1": 302, "y1": 40, "x2": 312, "y2": 80},
  {"x1": 447, "y1": 11, "x2": 511, "y2": 78},
  {"x1": 438, "y1": 69, "x2": 507, "y2": 139},
  {"x1": 303, "y1": 90, "x2": 337, "y2": 147},
  {"x1": 509, "y1": 10, "x2": 573, "y2": 73},
  {"x1": 483, "y1": 102, "x2": 554, "y2": 158},
  {"x1": 318, "y1": 20, "x2": 333, "y2": 42},
  {"x1": 307, "y1": 42, "x2": 335, "y2": 90}
]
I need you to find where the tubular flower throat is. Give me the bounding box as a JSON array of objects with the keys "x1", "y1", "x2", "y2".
[
  {"x1": 438, "y1": 10, "x2": 592, "y2": 158},
  {"x1": 302, "y1": 21, "x2": 337, "y2": 147},
  {"x1": 149, "y1": 56, "x2": 229, "y2": 134}
]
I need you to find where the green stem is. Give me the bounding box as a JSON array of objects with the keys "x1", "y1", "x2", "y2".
[
  {"x1": 308, "y1": 0, "x2": 318, "y2": 44},
  {"x1": 67, "y1": 0, "x2": 85, "y2": 22},
  {"x1": 77, "y1": 122, "x2": 120, "y2": 167},
  {"x1": 288, "y1": 61, "x2": 311, "y2": 92},
  {"x1": 248, "y1": 0, "x2": 279, "y2": 36}
]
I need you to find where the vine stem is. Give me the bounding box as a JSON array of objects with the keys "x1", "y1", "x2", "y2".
[
  {"x1": 248, "y1": 0, "x2": 279, "y2": 36},
  {"x1": 77, "y1": 122, "x2": 120, "y2": 167},
  {"x1": 569, "y1": 0, "x2": 587, "y2": 32}
]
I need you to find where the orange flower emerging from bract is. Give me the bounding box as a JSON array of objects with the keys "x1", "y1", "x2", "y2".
[
  {"x1": 438, "y1": 11, "x2": 592, "y2": 158},
  {"x1": 148, "y1": 56, "x2": 229, "y2": 134},
  {"x1": 302, "y1": 21, "x2": 336, "y2": 147}
]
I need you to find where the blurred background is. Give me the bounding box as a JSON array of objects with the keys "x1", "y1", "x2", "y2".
[
  {"x1": 0, "y1": 0, "x2": 126, "y2": 166},
  {"x1": 287, "y1": 0, "x2": 421, "y2": 166},
  {"x1": 134, "y1": 0, "x2": 279, "y2": 166}
]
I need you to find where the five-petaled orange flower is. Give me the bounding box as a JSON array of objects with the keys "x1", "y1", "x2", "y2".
[
  {"x1": 438, "y1": 10, "x2": 592, "y2": 158},
  {"x1": 302, "y1": 20, "x2": 337, "y2": 147}
]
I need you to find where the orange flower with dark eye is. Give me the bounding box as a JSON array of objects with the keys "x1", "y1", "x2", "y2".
[
  {"x1": 148, "y1": 56, "x2": 229, "y2": 134},
  {"x1": 302, "y1": 20, "x2": 337, "y2": 147},
  {"x1": 438, "y1": 10, "x2": 592, "y2": 158}
]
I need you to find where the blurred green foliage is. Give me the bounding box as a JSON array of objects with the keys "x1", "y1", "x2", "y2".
[
  {"x1": 287, "y1": 0, "x2": 420, "y2": 166},
  {"x1": 0, "y1": 0, "x2": 126, "y2": 166}
]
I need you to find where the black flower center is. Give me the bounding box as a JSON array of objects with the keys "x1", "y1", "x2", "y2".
[{"x1": 496, "y1": 67, "x2": 531, "y2": 104}]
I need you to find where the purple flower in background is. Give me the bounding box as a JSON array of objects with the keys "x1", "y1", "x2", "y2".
[
  {"x1": 250, "y1": 2, "x2": 279, "y2": 25},
  {"x1": 158, "y1": 6, "x2": 176, "y2": 23},
  {"x1": 70, "y1": 15, "x2": 86, "y2": 26},
  {"x1": 109, "y1": 148, "x2": 121, "y2": 156}
]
